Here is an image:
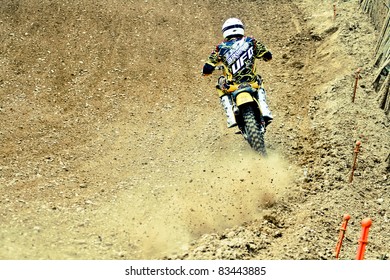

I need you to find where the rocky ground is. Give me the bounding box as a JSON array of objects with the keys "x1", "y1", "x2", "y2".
[{"x1": 0, "y1": 0, "x2": 389, "y2": 260}]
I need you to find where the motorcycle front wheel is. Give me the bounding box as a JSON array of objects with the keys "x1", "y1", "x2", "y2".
[{"x1": 242, "y1": 105, "x2": 267, "y2": 156}]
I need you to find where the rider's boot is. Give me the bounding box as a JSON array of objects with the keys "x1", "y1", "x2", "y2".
[
  {"x1": 257, "y1": 88, "x2": 273, "y2": 127},
  {"x1": 220, "y1": 95, "x2": 237, "y2": 128}
]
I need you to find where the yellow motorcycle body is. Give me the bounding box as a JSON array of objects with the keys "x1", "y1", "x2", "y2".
[{"x1": 217, "y1": 79, "x2": 267, "y2": 156}]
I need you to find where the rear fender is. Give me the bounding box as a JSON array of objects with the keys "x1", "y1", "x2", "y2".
[{"x1": 236, "y1": 92, "x2": 255, "y2": 106}]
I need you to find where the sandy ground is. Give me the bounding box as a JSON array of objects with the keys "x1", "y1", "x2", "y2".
[{"x1": 0, "y1": 0, "x2": 389, "y2": 260}]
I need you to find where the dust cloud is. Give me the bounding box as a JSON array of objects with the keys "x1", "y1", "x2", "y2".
[{"x1": 93, "y1": 149, "x2": 295, "y2": 258}]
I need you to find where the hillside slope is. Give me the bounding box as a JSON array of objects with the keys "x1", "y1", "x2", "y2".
[{"x1": 0, "y1": 0, "x2": 389, "y2": 260}]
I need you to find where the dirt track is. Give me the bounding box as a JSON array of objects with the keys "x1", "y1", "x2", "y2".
[{"x1": 1, "y1": 0, "x2": 389, "y2": 260}]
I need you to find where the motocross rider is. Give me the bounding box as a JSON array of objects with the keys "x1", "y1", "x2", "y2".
[{"x1": 202, "y1": 18, "x2": 273, "y2": 128}]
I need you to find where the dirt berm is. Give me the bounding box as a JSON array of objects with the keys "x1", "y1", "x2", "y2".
[{"x1": 0, "y1": 0, "x2": 389, "y2": 260}]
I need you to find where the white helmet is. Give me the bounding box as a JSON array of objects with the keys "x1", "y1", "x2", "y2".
[{"x1": 222, "y1": 18, "x2": 245, "y2": 39}]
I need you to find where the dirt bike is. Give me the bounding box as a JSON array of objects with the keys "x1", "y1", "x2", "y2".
[{"x1": 215, "y1": 66, "x2": 268, "y2": 156}]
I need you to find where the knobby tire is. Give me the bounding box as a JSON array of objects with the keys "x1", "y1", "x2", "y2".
[{"x1": 242, "y1": 105, "x2": 267, "y2": 156}]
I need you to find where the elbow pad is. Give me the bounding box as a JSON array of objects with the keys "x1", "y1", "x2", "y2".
[{"x1": 202, "y1": 63, "x2": 215, "y2": 75}]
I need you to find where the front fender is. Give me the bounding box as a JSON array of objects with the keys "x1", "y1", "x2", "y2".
[{"x1": 236, "y1": 92, "x2": 255, "y2": 106}]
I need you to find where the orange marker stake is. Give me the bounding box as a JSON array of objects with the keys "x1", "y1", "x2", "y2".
[
  {"x1": 349, "y1": 141, "x2": 361, "y2": 183},
  {"x1": 356, "y1": 218, "x2": 372, "y2": 260},
  {"x1": 335, "y1": 214, "x2": 351, "y2": 259},
  {"x1": 352, "y1": 68, "x2": 361, "y2": 103},
  {"x1": 333, "y1": 3, "x2": 337, "y2": 21}
]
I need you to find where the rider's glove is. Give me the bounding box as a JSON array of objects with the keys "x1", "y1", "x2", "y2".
[
  {"x1": 263, "y1": 51, "x2": 272, "y2": 61},
  {"x1": 202, "y1": 63, "x2": 215, "y2": 75}
]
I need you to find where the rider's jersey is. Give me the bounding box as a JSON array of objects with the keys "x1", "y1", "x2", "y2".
[{"x1": 205, "y1": 36, "x2": 271, "y2": 83}]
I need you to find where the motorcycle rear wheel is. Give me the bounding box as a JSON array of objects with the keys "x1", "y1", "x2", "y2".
[{"x1": 242, "y1": 105, "x2": 267, "y2": 156}]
